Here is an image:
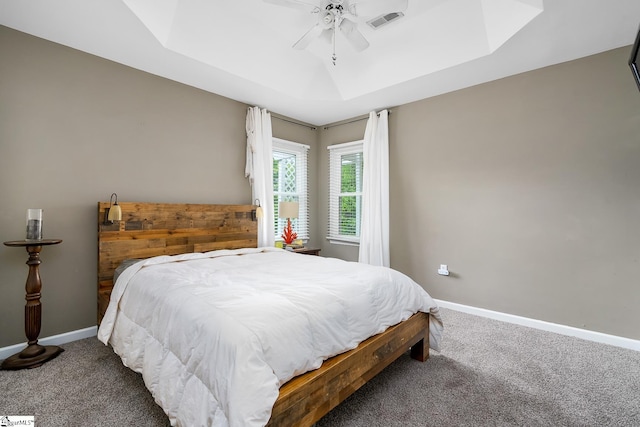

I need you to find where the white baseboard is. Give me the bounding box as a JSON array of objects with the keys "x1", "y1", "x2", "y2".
[
  {"x1": 0, "y1": 326, "x2": 98, "y2": 361},
  {"x1": 435, "y1": 299, "x2": 640, "y2": 352}
]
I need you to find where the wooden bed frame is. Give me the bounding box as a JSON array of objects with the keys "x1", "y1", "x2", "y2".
[{"x1": 97, "y1": 202, "x2": 430, "y2": 427}]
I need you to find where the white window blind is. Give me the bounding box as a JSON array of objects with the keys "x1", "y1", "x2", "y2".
[
  {"x1": 327, "y1": 140, "x2": 364, "y2": 245},
  {"x1": 273, "y1": 138, "x2": 309, "y2": 241}
]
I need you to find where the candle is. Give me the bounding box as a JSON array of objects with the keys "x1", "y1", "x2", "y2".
[{"x1": 26, "y1": 208, "x2": 43, "y2": 241}]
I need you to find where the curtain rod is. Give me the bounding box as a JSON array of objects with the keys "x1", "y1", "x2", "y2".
[
  {"x1": 271, "y1": 114, "x2": 317, "y2": 130},
  {"x1": 322, "y1": 110, "x2": 392, "y2": 130}
]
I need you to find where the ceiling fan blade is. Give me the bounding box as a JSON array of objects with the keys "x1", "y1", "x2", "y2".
[
  {"x1": 339, "y1": 18, "x2": 370, "y2": 51},
  {"x1": 293, "y1": 24, "x2": 324, "y2": 50},
  {"x1": 319, "y1": 28, "x2": 333, "y2": 44},
  {"x1": 264, "y1": 0, "x2": 321, "y2": 13},
  {"x1": 348, "y1": 0, "x2": 408, "y2": 17}
]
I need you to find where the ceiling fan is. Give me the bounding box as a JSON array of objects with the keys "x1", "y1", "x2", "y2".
[{"x1": 264, "y1": 0, "x2": 408, "y2": 65}]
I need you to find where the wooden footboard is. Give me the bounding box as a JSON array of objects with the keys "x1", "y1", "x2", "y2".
[{"x1": 268, "y1": 311, "x2": 430, "y2": 427}]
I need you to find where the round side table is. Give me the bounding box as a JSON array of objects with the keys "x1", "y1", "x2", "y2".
[{"x1": 2, "y1": 239, "x2": 64, "y2": 370}]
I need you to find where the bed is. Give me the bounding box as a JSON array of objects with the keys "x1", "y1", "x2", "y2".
[{"x1": 96, "y1": 202, "x2": 443, "y2": 427}]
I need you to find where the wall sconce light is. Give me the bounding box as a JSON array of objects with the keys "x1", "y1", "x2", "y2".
[
  {"x1": 251, "y1": 199, "x2": 264, "y2": 222},
  {"x1": 103, "y1": 193, "x2": 122, "y2": 225}
]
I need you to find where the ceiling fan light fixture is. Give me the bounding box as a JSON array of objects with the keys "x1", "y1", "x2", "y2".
[
  {"x1": 322, "y1": 11, "x2": 335, "y2": 25},
  {"x1": 367, "y1": 11, "x2": 405, "y2": 30},
  {"x1": 266, "y1": 0, "x2": 408, "y2": 64}
]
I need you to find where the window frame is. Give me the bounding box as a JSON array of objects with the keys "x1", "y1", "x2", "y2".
[
  {"x1": 272, "y1": 138, "x2": 310, "y2": 242},
  {"x1": 327, "y1": 140, "x2": 364, "y2": 246}
]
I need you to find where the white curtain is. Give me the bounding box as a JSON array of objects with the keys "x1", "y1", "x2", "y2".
[
  {"x1": 245, "y1": 106, "x2": 275, "y2": 247},
  {"x1": 358, "y1": 109, "x2": 390, "y2": 267}
]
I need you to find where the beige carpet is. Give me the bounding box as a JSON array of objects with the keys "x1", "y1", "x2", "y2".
[{"x1": 1, "y1": 308, "x2": 639, "y2": 426}]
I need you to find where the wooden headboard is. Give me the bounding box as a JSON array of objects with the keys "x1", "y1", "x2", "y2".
[{"x1": 97, "y1": 202, "x2": 257, "y2": 323}]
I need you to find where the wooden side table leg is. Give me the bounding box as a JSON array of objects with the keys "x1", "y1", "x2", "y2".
[
  {"x1": 1, "y1": 245, "x2": 63, "y2": 370},
  {"x1": 22, "y1": 246, "x2": 46, "y2": 357}
]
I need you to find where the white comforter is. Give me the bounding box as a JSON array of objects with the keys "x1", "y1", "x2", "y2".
[{"x1": 98, "y1": 247, "x2": 443, "y2": 427}]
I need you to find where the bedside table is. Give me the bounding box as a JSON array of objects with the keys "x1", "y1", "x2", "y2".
[
  {"x1": 3, "y1": 239, "x2": 64, "y2": 370},
  {"x1": 293, "y1": 247, "x2": 321, "y2": 256}
]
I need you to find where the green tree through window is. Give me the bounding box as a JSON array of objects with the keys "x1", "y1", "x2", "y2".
[
  {"x1": 328, "y1": 141, "x2": 363, "y2": 243},
  {"x1": 339, "y1": 152, "x2": 363, "y2": 236}
]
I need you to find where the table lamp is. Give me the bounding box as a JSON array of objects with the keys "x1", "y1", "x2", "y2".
[{"x1": 279, "y1": 201, "x2": 299, "y2": 246}]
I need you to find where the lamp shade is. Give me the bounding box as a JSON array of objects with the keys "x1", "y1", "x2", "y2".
[
  {"x1": 107, "y1": 204, "x2": 122, "y2": 221},
  {"x1": 279, "y1": 201, "x2": 299, "y2": 219}
]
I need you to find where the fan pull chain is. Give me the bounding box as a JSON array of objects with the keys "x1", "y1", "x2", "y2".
[{"x1": 332, "y1": 16, "x2": 338, "y2": 65}]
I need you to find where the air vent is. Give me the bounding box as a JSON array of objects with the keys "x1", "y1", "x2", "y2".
[{"x1": 366, "y1": 11, "x2": 404, "y2": 30}]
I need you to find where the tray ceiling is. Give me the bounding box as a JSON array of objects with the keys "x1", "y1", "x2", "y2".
[{"x1": 1, "y1": 0, "x2": 639, "y2": 125}]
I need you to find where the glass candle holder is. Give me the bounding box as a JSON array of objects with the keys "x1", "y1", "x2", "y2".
[{"x1": 26, "y1": 208, "x2": 43, "y2": 241}]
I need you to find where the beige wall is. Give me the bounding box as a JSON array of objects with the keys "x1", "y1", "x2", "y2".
[
  {"x1": 0, "y1": 26, "x2": 318, "y2": 347},
  {"x1": 2, "y1": 24, "x2": 639, "y2": 348},
  {"x1": 318, "y1": 47, "x2": 640, "y2": 340}
]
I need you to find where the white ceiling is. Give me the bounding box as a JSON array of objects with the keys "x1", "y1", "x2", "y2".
[{"x1": 1, "y1": 0, "x2": 639, "y2": 126}]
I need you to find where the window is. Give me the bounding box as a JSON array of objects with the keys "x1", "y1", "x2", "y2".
[
  {"x1": 328, "y1": 140, "x2": 364, "y2": 245},
  {"x1": 273, "y1": 138, "x2": 309, "y2": 241}
]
